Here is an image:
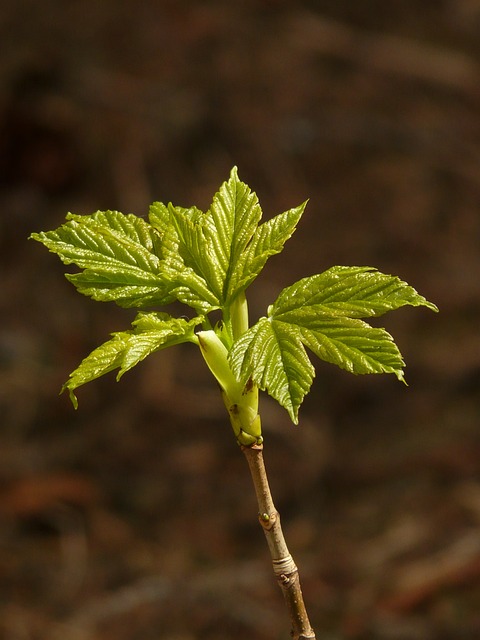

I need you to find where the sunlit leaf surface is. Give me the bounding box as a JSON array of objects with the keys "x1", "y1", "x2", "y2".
[
  {"x1": 31, "y1": 210, "x2": 173, "y2": 308},
  {"x1": 231, "y1": 267, "x2": 438, "y2": 422},
  {"x1": 32, "y1": 169, "x2": 437, "y2": 416},
  {"x1": 62, "y1": 312, "x2": 202, "y2": 407}
]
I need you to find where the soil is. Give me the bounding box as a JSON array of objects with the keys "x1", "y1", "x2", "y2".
[{"x1": 1, "y1": 2, "x2": 480, "y2": 639}]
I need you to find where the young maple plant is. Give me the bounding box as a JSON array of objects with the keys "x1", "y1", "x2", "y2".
[{"x1": 31, "y1": 168, "x2": 437, "y2": 639}]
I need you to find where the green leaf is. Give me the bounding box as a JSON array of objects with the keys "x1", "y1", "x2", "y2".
[
  {"x1": 227, "y1": 201, "x2": 307, "y2": 301},
  {"x1": 32, "y1": 171, "x2": 438, "y2": 427},
  {"x1": 148, "y1": 201, "x2": 171, "y2": 235},
  {"x1": 150, "y1": 169, "x2": 306, "y2": 312},
  {"x1": 168, "y1": 204, "x2": 224, "y2": 305},
  {"x1": 30, "y1": 210, "x2": 173, "y2": 308},
  {"x1": 206, "y1": 166, "x2": 262, "y2": 296},
  {"x1": 297, "y1": 317, "x2": 405, "y2": 378},
  {"x1": 230, "y1": 317, "x2": 315, "y2": 424},
  {"x1": 209, "y1": 168, "x2": 307, "y2": 305},
  {"x1": 62, "y1": 312, "x2": 202, "y2": 407},
  {"x1": 231, "y1": 267, "x2": 437, "y2": 422},
  {"x1": 149, "y1": 202, "x2": 220, "y2": 313},
  {"x1": 162, "y1": 167, "x2": 264, "y2": 307},
  {"x1": 272, "y1": 266, "x2": 439, "y2": 320}
]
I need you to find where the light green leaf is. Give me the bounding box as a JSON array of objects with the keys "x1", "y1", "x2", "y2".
[
  {"x1": 273, "y1": 266, "x2": 439, "y2": 319},
  {"x1": 32, "y1": 172, "x2": 438, "y2": 425},
  {"x1": 297, "y1": 317, "x2": 405, "y2": 378},
  {"x1": 148, "y1": 201, "x2": 171, "y2": 235},
  {"x1": 270, "y1": 266, "x2": 437, "y2": 399},
  {"x1": 153, "y1": 204, "x2": 220, "y2": 313},
  {"x1": 162, "y1": 167, "x2": 264, "y2": 307},
  {"x1": 150, "y1": 170, "x2": 306, "y2": 311},
  {"x1": 149, "y1": 201, "x2": 222, "y2": 312},
  {"x1": 168, "y1": 204, "x2": 224, "y2": 302},
  {"x1": 30, "y1": 210, "x2": 173, "y2": 308},
  {"x1": 206, "y1": 166, "x2": 262, "y2": 292},
  {"x1": 227, "y1": 201, "x2": 307, "y2": 300},
  {"x1": 231, "y1": 267, "x2": 437, "y2": 422},
  {"x1": 229, "y1": 317, "x2": 315, "y2": 424},
  {"x1": 62, "y1": 312, "x2": 202, "y2": 407}
]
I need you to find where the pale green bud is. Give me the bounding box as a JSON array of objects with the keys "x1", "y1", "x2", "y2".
[{"x1": 198, "y1": 329, "x2": 262, "y2": 446}]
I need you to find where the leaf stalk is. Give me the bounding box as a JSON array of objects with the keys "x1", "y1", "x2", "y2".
[{"x1": 230, "y1": 291, "x2": 249, "y2": 340}]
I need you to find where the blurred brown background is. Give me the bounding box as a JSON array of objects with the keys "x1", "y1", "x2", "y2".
[{"x1": 1, "y1": 2, "x2": 479, "y2": 639}]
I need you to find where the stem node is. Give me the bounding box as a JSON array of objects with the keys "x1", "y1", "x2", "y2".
[{"x1": 258, "y1": 510, "x2": 277, "y2": 530}]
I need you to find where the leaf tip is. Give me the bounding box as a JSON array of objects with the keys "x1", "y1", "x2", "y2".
[
  {"x1": 285, "y1": 400, "x2": 300, "y2": 425},
  {"x1": 61, "y1": 384, "x2": 79, "y2": 410}
]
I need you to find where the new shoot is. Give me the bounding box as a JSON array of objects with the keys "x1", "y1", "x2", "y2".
[{"x1": 31, "y1": 168, "x2": 437, "y2": 639}]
